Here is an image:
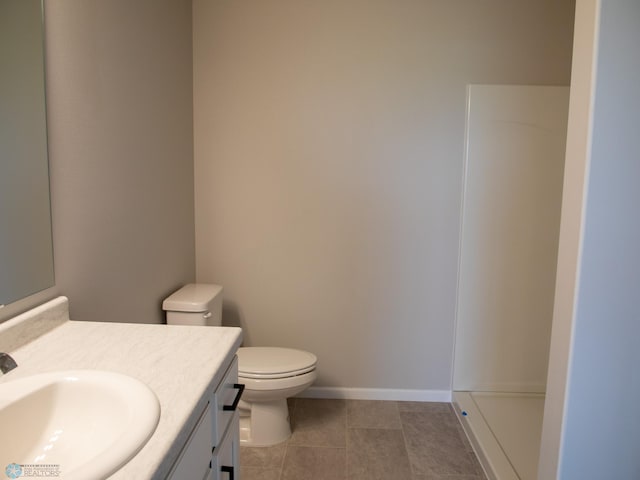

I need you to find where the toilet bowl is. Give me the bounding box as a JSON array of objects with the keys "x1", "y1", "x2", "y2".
[
  {"x1": 237, "y1": 347, "x2": 317, "y2": 446},
  {"x1": 162, "y1": 284, "x2": 317, "y2": 447}
]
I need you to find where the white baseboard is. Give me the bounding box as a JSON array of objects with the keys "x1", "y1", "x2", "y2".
[{"x1": 297, "y1": 387, "x2": 452, "y2": 402}]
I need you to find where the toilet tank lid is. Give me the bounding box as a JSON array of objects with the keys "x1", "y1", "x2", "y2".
[{"x1": 162, "y1": 283, "x2": 223, "y2": 312}]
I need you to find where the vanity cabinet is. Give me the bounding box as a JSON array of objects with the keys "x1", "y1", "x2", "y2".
[
  {"x1": 209, "y1": 416, "x2": 239, "y2": 480},
  {"x1": 168, "y1": 356, "x2": 242, "y2": 480}
]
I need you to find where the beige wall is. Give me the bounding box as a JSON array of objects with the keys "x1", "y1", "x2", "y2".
[
  {"x1": 45, "y1": 0, "x2": 195, "y2": 323},
  {"x1": 194, "y1": 0, "x2": 575, "y2": 392}
]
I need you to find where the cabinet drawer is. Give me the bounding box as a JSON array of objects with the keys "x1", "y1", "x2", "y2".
[{"x1": 212, "y1": 355, "x2": 242, "y2": 445}]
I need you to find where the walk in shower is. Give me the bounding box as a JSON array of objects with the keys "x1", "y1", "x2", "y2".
[{"x1": 453, "y1": 85, "x2": 569, "y2": 480}]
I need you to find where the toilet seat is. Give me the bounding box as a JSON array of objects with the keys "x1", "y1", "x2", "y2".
[{"x1": 238, "y1": 347, "x2": 317, "y2": 379}]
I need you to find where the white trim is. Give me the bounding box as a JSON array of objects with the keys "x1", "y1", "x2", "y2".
[
  {"x1": 557, "y1": 0, "x2": 600, "y2": 474},
  {"x1": 453, "y1": 391, "x2": 517, "y2": 480},
  {"x1": 459, "y1": 382, "x2": 546, "y2": 394},
  {"x1": 297, "y1": 387, "x2": 452, "y2": 402},
  {"x1": 539, "y1": 2, "x2": 602, "y2": 478},
  {"x1": 450, "y1": 85, "x2": 474, "y2": 392}
]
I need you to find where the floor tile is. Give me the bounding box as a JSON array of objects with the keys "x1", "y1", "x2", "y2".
[
  {"x1": 397, "y1": 401, "x2": 454, "y2": 414},
  {"x1": 400, "y1": 410, "x2": 483, "y2": 477},
  {"x1": 240, "y1": 443, "x2": 287, "y2": 468},
  {"x1": 347, "y1": 400, "x2": 402, "y2": 429},
  {"x1": 240, "y1": 466, "x2": 281, "y2": 480},
  {"x1": 347, "y1": 428, "x2": 412, "y2": 480},
  {"x1": 412, "y1": 475, "x2": 485, "y2": 480},
  {"x1": 238, "y1": 399, "x2": 487, "y2": 480},
  {"x1": 289, "y1": 398, "x2": 347, "y2": 447},
  {"x1": 281, "y1": 446, "x2": 346, "y2": 480}
]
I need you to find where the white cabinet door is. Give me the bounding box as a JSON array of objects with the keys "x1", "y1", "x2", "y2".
[
  {"x1": 210, "y1": 413, "x2": 240, "y2": 480},
  {"x1": 168, "y1": 405, "x2": 213, "y2": 480},
  {"x1": 212, "y1": 356, "x2": 241, "y2": 445},
  {"x1": 169, "y1": 355, "x2": 242, "y2": 480}
]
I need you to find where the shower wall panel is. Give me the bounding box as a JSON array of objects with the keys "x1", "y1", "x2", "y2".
[{"x1": 454, "y1": 85, "x2": 569, "y2": 392}]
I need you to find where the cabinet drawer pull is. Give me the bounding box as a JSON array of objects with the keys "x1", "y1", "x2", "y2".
[
  {"x1": 221, "y1": 465, "x2": 234, "y2": 480},
  {"x1": 223, "y1": 383, "x2": 245, "y2": 411}
]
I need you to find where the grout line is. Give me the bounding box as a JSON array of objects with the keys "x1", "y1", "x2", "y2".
[
  {"x1": 345, "y1": 399, "x2": 349, "y2": 480},
  {"x1": 278, "y1": 443, "x2": 286, "y2": 480},
  {"x1": 278, "y1": 398, "x2": 297, "y2": 480},
  {"x1": 397, "y1": 400, "x2": 417, "y2": 478}
]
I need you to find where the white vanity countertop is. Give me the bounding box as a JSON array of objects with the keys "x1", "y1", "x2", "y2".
[{"x1": 0, "y1": 297, "x2": 243, "y2": 480}]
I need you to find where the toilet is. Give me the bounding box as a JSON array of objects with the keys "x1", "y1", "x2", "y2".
[{"x1": 162, "y1": 284, "x2": 317, "y2": 446}]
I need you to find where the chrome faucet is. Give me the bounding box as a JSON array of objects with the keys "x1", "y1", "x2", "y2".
[{"x1": 0, "y1": 353, "x2": 17, "y2": 374}]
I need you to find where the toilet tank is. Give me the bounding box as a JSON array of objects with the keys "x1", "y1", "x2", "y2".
[{"x1": 162, "y1": 284, "x2": 223, "y2": 326}]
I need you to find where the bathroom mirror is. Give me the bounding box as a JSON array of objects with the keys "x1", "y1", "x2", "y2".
[{"x1": 0, "y1": 0, "x2": 55, "y2": 307}]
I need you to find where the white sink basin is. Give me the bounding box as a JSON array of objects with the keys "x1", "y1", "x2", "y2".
[{"x1": 0, "y1": 370, "x2": 160, "y2": 480}]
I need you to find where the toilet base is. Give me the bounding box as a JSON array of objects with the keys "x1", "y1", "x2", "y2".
[{"x1": 239, "y1": 398, "x2": 292, "y2": 446}]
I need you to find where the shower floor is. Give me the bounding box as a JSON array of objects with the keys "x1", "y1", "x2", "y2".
[{"x1": 453, "y1": 391, "x2": 545, "y2": 480}]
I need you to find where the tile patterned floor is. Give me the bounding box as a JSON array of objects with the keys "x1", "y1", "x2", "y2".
[{"x1": 240, "y1": 399, "x2": 487, "y2": 480}]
